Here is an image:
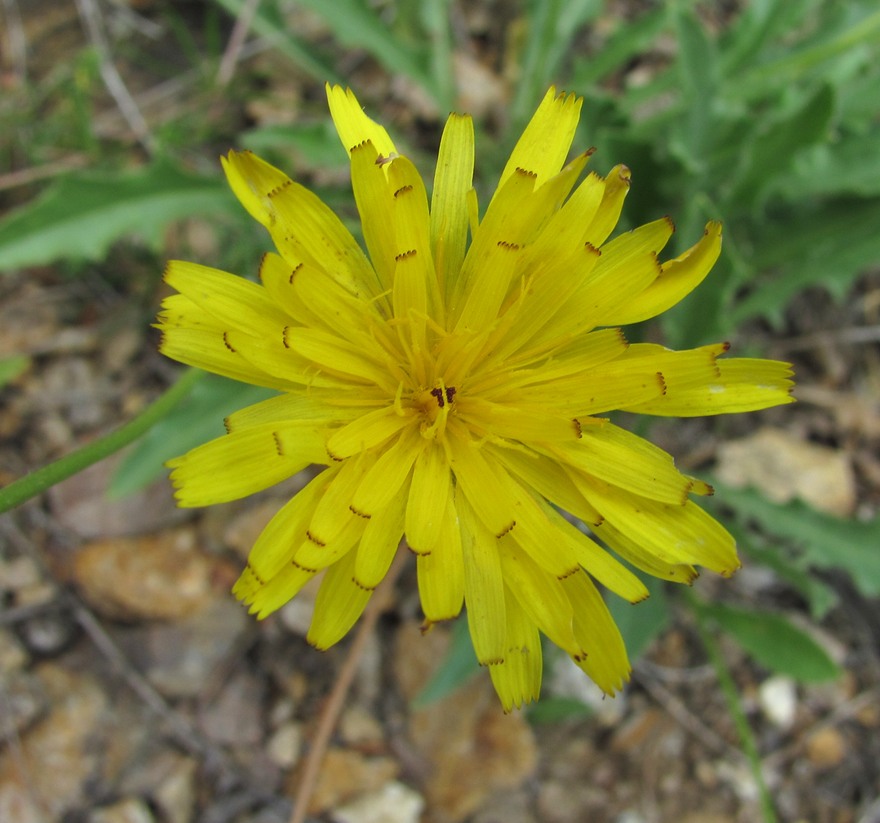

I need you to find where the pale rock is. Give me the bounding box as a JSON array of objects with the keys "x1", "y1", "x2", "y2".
[
  {"x1": 0, "y1": 554, "x2": 42, "y2": 592},
  {"x1": 266, "y1": 721, "x2": 303, "y2": 769},
  {"x1": 73, "y1": 528, "x2": 219, "y2": 621},
  {"x1": 138, "y1": 598, "x2": 249, "y2": 697},
  {"x1": 0, "y1": 664, "x2": 106, "y2": 820},
  {"x1": 806, "y1": 726, "x2": 847, "y2": 770},
  {"x1": 716, "y1": 427, "x2": 856, "y2": 516},
  {"x1": 331, "y1": 780, "x2": 424, "y2": 823},
  {"x1": 153, "y1": 754, "x2": 198, "y2": 823},
  {"x1": 759, "y1": 675, "x2": 798, "y2": 730},
  {"x1": 89, "y1": 797, "x2": 155, "y2": 823},
  {"x1": 394, "y1": 621, "x2": 537, "y2": 823},
  {"x1": 0, "y1": 627, "x2": 28, "y2": 672},
  {"x1": 339, "y1": 705, "x2": 385, "y2": 749},
  {"x1": 49, "y1": 453, "x2": 187, "y2": 539},
  {"x1": 0, "y1": 670, "x2": 48, "y2": 737},
  {"x1": 278, "y1": 576, "x2": 322, "y2": 636},
  {"x1": 200, "y1": 669, "x2": 264, "y2": 746},
  {"x1": 287, "y1": 748, "x2": 399, "y2": 815}
]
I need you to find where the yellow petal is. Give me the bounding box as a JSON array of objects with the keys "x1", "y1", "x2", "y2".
[
  {"x1": 562, "y1": 569, "x2": 631, "y2": 695},
  {"x1": 167, "y1": 422, "x2": 326, "y2": 506},
  {"x1": 496, "y1": 87, "x2": 582, "y2": 193},
  {"x1": 405, "y1": 441, "x2": 450, "y2": 555},
  {"x1": 498, "y1": 539, "x2": 577, "y2": 655},
  {"x1": 354, "y1": 491, "x2": 405, "y2": 590},
  {"x1": 307, "y1": 549, "x2": 372, "y2": 650},
  {"x1": 610, "y1": 221, "x2": 723, "y2": 325},
  {"x1": 623, "y1": 357, "x2": 795, "y2": 416},
  {"x1": 457, "y1": 493, "x2": 507, "y2": 665},
  {"x1": 350, "y1": 425, "x2": 420, "y2": 515},
  {"x1": 489, "y1": 587, "x2": 543, "y2": 712},
  {"x1": 327, "y1": 406, "x2": 416, "y2": 461},
  {"x1": 234, "y1": 559, "x2": 316, "y2": 620},
  {"x1": 431, "y1": 113, "x2": 475, "y2": 301},
  {"x1": 325, "y1": 83, "x2": 396, "y2": 157},
  {"x1": 164, "y1": 260, "x2": 290, "y2": 332},
  {"x1": 417, "y1": 490, "x2": 465, "y2": 622},
  {"x1": 555, "y1": 422, "x2": 694, "y2": 505},
  {"x1": 583, "y1": 164, "x2": 631, "y2": 247}
]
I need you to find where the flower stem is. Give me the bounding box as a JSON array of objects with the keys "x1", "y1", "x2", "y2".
[
  {"x1": 0, "y1": 368, "x2": 203, "y2": 514},
  {"x1": 687, "y1": 591, "x2": 778, "y2": 823}
]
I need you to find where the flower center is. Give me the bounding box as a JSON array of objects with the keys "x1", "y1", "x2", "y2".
[{"x1": 414, "y1": 381, "x2": 456, "y2": 439}]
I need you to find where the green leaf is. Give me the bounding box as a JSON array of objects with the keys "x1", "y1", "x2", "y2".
[
  {"x1": 571, "y1": 8, "x2": 666, "y2": 87},
  {"x1": 0, "y1": 159, "x2": 235, "y2": 271},
  {"x1": 701, "y1": 602, "x2": 840, "y2": 683},
  {"x1": 717, "y1": 483, "x2": 880, "y2": 597},
  {"x1": 526, "y1": 696, "x2": 593, "y2": 724},
  {"x1": 292, "y1": 0, "x2": 440, "y2": 105},
  {"x1": 109, "y1": 374, "x2": 276, "y2": 498},
  {"x1": 733, "y1": 197, "x2": 880, "y2": 325},
  {"x1": 240, "y1": 122, "x2": 349, "y2": 168},
  {"x1": 607, "y1": 575, "x2": 671, "y2": 662},
  {"x1": 210, "y1": 0, "x2": 340, "y2": 84},
  {"x1": 728, "y1": 84, "x2": 835, "y2": 208},
  {"x1": 0, "y1": 355, "x2": 30, "y2": 387},
  {"x1": 731, "y1": 521, "x2": 838, "y2": 620},
  {"x1": 782, "y1": 134, "x2": 880, "y2": 198},
  {"x1": 412, "y1": 617, "x2": 480, "y2": 708}
]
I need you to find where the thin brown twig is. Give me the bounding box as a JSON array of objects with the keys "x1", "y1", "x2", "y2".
[
  {"x1": 74, "y1": 0, "x2": 157, "y2": 154},
  {"x1": 632, "y1": 667, "x2": 744, "y2": 761},
  {"x1": 288, "y1": 548, "x2": 410, "y2": 823},
  {"x1": 216, "y1": 0, "x2": 263, "y2": 88},
  {"x1": 0, "y1": 155, "x2": 90, "y2": 192},
  {"x1": 1, "y1": 0, "x2": 27, "y2": 82}
]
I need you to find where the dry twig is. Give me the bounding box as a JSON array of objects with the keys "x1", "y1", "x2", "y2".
[
  {"x1": 217, "y1": 0, "x2": 263, "y2": 88},
  {"x1": 288, "y1": 548, "x2": 410, "y2": 823}
]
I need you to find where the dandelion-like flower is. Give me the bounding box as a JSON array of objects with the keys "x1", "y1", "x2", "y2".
[{"x1": 157, "y1": 85, "x2": 793, "y2": 710}]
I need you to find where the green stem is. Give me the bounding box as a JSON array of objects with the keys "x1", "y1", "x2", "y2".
[
  {"x1": 687, "y1": 591, "x2": 778, "y2": 823},
  {"x1": 0, "y1": 368, "x2": 203, "y2": 514}
]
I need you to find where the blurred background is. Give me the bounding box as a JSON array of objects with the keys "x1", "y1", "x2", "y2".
[{"x1": 1, "y1": 1, "x2": 879, "y2": 822}]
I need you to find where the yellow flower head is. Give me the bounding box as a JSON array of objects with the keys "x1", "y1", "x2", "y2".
[{"x1": 157, "y1": 85, "x2": 794, "y2": 711}]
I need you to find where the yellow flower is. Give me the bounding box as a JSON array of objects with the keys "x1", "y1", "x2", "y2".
[{"x1": 157, "y1": 85, "x2": 793, "y2": 711}]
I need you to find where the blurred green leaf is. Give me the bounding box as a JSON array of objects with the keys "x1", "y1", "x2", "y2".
[
  {"x1": 0, "y1": 355, "x2": 30, "y2": 387},
  {"x1": 412, "y1": 616, "x2": 480, "y2": 708},
  {"x1": 782, "y1": 134, "x2": 880, "y2": 198},
  {"x1": 109, "y1": 374, "x2": 276, "y2": 498},
  {"x1": 240, "y1": 122, "x2": 349, "y2": 168},
  {"x1": 718, "y1": 483, "x2": 880, "y2": 597},
  {"x1": 0, "y1": 160, "x2": 234, "y2": 271},
  {"x1": 211, "y1": 0, "x2": 340, "y2": 83},
  {"x1": 526, "y1": 696, "x2": 593, "y2": 724},
  {"x1": 728, "y1": 84, "x2": 835, "y2": 208},
  {"x1": 732, "y1": 521, "x2": 839, "y2": 620},
  {"x1": 607, "y1": 575, "x2": 670, "y2": 661},
  {"x1": 733, "y1": 197, "x2": 880, "y2": 325},
  {"x1": 701, "y1": 602, "x2": 840, "y2": 683},
  {"x1": 293, "y1": 0, "x2": 442, "y2": 106},
  {"x1": 571, "y1": 8, "x2": 666, "y2": 87}
]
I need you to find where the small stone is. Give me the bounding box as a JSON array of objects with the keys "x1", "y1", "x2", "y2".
[
  {"x1": 18, "y1": 612, "x2": 77, "y2": 655},
  {"x1": 89, "y1": 798, "x2": 155, "y2": 823},
  {"x1": 73, "y1": 528, "x2": 219, "y2": 621},
  {"x1": 137, "y1": 598, "x2": 248, "y2": 697},
  {"x1": 806, "y1": 726, "x2": 846, "y2": 770},
  {"x1": 286, "y1": 748, "x2": 399, "y2": 815},
  {"x1": 0, "y1": 670, "x2": 48, "y2": 736},
  {"x1": 200, "y1": 669, "x2": 264, "y2": 746},
  {"x1": 0, "y1": 628, "x2": 28, "y2": 672},
  {"x1": 331, "y1": 780, "x2": 424, "y2": 823},
  {"x1": 153, "y1": 755, "x2": 198, "y2": 823},
  {"x1": 759, "y1": 676, "x2": 798, "y2": 730},
  {"x1": 339, "y1": 706, "x2": 385, "y2": 749},
  {"x1": 266, "y1": 721, "x2": 303, "y2": 769},
  {"x1": 0, "y1": 665, "x2": 106, "y2": 820},
  {"x1": 278, "y1": 576, "x2": 321, "y2": 636}
]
